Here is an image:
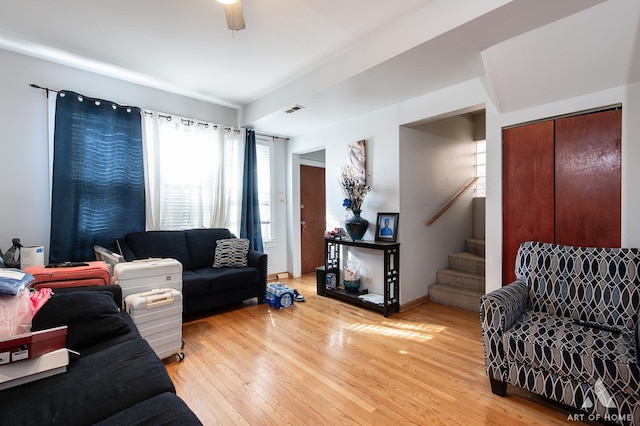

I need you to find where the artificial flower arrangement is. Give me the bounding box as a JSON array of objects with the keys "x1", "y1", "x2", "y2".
[{"x1": 339, "y1": 165, "x2": 371, "y2": 212}]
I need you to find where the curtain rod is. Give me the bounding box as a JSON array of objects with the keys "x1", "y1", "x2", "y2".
[
  {"x1": 31, "y1": 84, "x2": 289, "y2": 139},
  {"x1": 30, "y1": 83, "x2": 59, "y2": 94},
  {"x1": 143, "y1": 111, "x2": 241, "y2": 133},
  {"x1": 256, "y1": 133, "x2": 289, "y2": 141}
]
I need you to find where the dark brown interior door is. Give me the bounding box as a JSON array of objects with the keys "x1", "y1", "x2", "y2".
[
  {"x1": 502, "y1": 108, "x2": 622, "y2": 285},
  {"x1": 300, "y1": 165, "x2": 326, "y2": 274},
  {"x1": 555, "y1": 109, "x2": 621, "y2": 247},
  {"x1": 502, "y1": 121, "x2": 556, "y2": 285}
]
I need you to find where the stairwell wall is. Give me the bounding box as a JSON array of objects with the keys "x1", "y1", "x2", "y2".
[{"x1": 399, "y1": 116, "x2": 476, "y2": 302}]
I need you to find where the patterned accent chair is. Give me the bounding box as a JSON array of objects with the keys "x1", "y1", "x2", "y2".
[{"x1": 480, "y1": 241, "x2": 640, "y2": 425}]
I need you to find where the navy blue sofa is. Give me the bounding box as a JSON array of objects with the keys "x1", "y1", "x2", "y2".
[
  {"x1": 0, "y1": 286, "x2": 201, "y2": 425},
  {"x1": 117, "y1": 228, "x2": 268, "y2": 317}
]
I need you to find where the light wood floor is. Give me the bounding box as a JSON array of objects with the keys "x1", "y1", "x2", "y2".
[{"x1": 165, "y1": 274, "x2": 590, "y2": 425}]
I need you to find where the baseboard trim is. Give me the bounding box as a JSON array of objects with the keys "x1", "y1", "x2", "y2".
[
  {"x1": 400, "y1": 295, "x2": 429, "y2": 312},
  {"x1": 268, "y1": 272, "x2": 290, "y2": 282}
]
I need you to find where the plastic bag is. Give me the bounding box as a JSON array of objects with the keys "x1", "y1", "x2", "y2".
[
  {"x1": 30, "y1": 287, "x2": 53, "y2": 317},
  {"x1": 0, "y1": 288, "x2": 32, "y2": 337},
  {"x1": 3, "y1": 238, "x2": 22, "y2": 269},
  {"x1": 0, "y1": 269, "x2": 35, "y2": 296}
]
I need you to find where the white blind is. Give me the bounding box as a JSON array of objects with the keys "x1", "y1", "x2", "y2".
[
  {"x1": 143, "y1": 113, "x2": 243, "y2": 231},
  {"x1": 256, "y1": 137, "x2": 272, "y2": 241}
]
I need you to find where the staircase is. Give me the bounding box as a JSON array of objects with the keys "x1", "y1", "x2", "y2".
[{"x1": 428, "y1": 238, "x2": 485, "y2": 312}]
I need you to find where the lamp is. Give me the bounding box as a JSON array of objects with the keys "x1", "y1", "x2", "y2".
[{"x1": 217, "y1": 0, "x2": 237, "y2": 4}]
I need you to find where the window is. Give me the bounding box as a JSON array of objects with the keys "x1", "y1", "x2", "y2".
[
  {"x1": 224, "y1": 130, "x2": 243, "y2": 237},
  {"x1": 475, "y1": 140, "x2": 486, "y2": 197},
  {"x1": 256, "y1": 136, "x2": 273, "y2": 241},
  {"x1": 142, "y1": 112, "x2": 243, "y2": 231}
]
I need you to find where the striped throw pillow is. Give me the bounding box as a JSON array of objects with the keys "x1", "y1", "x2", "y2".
[{"x1": 213, "y1": 238, "x2": 250, "y2": 268}]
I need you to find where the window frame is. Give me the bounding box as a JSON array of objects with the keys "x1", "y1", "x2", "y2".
[{"x1": 255, "y1": 135, "x2": 275, "y2": 242}]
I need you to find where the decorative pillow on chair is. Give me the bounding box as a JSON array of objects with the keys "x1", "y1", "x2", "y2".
[{"x1": 213, "y1": 238, "x2": 250, "y2": 268}]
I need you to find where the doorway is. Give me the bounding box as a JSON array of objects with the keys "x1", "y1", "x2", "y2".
[{"x1": 300, "y1": 151, "x2": 326, "y2": 274}]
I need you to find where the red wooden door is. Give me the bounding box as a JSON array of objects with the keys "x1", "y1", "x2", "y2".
[
  {"x1": 300, "y1": 165, "x2": 326, "y2": 274},
  {"x1": 555, "y1": 109, "x2": 621, "y2": 247},
  {"x1": 502, "y1": 121, "x2": 556, "y2": 285}
]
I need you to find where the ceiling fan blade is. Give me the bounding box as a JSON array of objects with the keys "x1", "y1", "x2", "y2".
[{"x1": 224, "y1": 0, "x2": 245, "y2": 31}]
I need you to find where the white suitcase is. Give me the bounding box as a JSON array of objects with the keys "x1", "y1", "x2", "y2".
[
  {"x1": 125, "y1": 288, "x2": 184, "y2": 361},
  {"x1": 114, "y1": 258, "x2": 183, "y2": 307}
]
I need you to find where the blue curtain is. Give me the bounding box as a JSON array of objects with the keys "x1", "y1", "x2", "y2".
[
  {"x1": 240, "y1": 129, "x2": 264, "y2": 252},
  {"x1": 50, "y1": 91, "x2": 145, "y2": 262}
]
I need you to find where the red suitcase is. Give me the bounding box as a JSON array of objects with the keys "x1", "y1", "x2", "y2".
[{"x1": 24, "y1": 261, "x2": 111, "y2": 290}]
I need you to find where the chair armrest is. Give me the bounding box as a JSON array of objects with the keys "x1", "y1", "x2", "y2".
[
  {"x1": 247, "y1": 250, "x2": 268, "y2": 303},
  {"x1": 479, "y1": 280, "x2": 529, "y2": 382},
  {"x1": 637, "y1": 306, "x2": 640, "y2": 364},
  {"x1": 116, "y1": 238, "x2": 136, "y2": 261}
]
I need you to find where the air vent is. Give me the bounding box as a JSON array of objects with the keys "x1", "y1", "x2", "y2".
[{"x1": 284, "y1": 105, "x2": 305, "y2": 114}]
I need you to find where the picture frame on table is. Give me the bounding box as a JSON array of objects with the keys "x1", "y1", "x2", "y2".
[{"x1": 375, "y1": 213, "x2": 399, "y2": 242}]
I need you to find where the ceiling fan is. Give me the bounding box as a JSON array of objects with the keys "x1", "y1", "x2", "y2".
[{"x1": 217, "y1": 0, "x2": 245, "y2": 31}]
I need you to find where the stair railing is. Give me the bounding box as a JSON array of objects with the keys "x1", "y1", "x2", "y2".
[{"x1": 426, "y1": 177, "x2": 479, "y2": 226}]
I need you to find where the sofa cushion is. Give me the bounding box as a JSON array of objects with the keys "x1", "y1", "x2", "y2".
[
  {"x1": 125, "y1": 231, "x2": 192, "y2": 270},
  {"x1": 193, "y1": 267, "x2": 259, "y2": 292},
  {"x1": 185, "y1": 228, "x2": 233, "y2": 270},
  {"x1": 504, "y1": 310, "x2": 640, "y2": 395},
  {"x1": 31, "y1": 290, "x2": 131, "y2": 353},
  {"x1": 515, "y1": 242, "x2": 640, "y2": 334},
  {"x1": 0, "y1": 338, "x2": 175, "y2": 425},
  {"x1": 182, "y1": 270, "x2": 213, "y2": 297},
  {"x1": 95, "y1": 392, "x2": 202, "y2": 426},
  {"x1": 213, "y1": 238, "x2": 249, "y2": 268}
]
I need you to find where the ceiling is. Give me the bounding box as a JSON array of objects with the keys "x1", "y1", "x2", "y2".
[{"x1": 1, "y1": 0, "x2": 637, "y2": 137}]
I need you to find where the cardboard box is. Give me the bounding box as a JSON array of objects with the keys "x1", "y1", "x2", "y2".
[
  {"x1": 20, "y1": 246, "x2": 45, "y2": 268},
  {"x1": 0, "y1": 326, "x2": 67, "y2": 365},
  {"x1": 0, "y1": 348, "x2": 69, "y2": 390}
]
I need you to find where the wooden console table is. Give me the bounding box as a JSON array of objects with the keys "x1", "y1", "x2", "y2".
[{"x1": 321, "y1": 238, "x2": 400, "y2": 317}]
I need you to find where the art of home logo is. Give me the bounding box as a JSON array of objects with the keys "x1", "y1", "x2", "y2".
[{"x1": 567, "y1": 379, "x2": 632, "y2": 423}]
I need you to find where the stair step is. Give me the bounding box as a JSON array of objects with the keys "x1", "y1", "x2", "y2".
[
  {"x1": 435, "y1": 269, "x2": 485, "y2": 292},
  {"x1": 449, "y1": 252, "x2": 485, "y2": 275},
  {"x1": 465, "y1": 238, "x2": 485, "y2": 258},
  {"x1": 429, "y1": 283, "x2": 483, "y2": 312}
]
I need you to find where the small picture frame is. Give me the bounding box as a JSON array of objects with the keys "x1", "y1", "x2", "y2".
[{"x1": 375, "y1": 213, "x2": 399, "y2": 242}]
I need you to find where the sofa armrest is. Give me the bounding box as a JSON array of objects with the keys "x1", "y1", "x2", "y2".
[
  {"x1": 479, "y1": 280, "x2": 529, "y2": 383},
  {"x1": 52, "y1": 284, "x2": 123, "y2": 308},
  {"x1": 31, "y1": 286, "x2": 131, "y2": 354},
  {"x1": 247, "y1": 249, "x2": 268, "y2": 303},
  {"x1": 116, "y1": 238, "x2": 137, "y2": 261}
]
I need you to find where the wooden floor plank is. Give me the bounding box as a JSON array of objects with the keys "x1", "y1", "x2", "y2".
[{"x1": 165, "y1": 273, "x2": 592, "y2": 425}]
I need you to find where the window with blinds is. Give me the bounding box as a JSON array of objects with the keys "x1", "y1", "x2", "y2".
[
  {"x1": 475, "y1": 140, "x2": 486, "y2": 197},
  {"x1": 256, "y1": 137, "x2": 273, "y2": 241}
]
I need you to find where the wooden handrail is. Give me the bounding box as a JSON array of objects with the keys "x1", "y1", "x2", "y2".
[{"x1": 426, "y1": 177, "x2": 479, "y2": 226}]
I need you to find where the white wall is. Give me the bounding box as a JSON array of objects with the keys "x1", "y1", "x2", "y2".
[
  {"x1": 288, "y1": 79, "x2": 487, "y2": 303},
  {"x1": 288, "y1": 77, "x2": 640, "y2": 306},
  {"x1": 4, "y1": 27, "x2": 640, "y2": 305},
  {"x1": 0, "y1": 49, "x2": 236, "y2": 261},
  {"x1": 399, "y1": 116, "x2": 476, "y2": 303},
  {"x1": 287, "y1": 107, "x2": 401, "y2": 282}
]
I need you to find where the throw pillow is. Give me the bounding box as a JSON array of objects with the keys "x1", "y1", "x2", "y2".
[{"x1": 213, "y1": 238, "x2": 250, "y2": 268}]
